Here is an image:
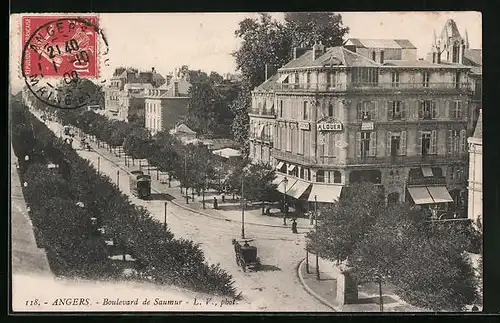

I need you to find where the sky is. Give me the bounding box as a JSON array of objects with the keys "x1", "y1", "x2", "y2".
[{"x1": 9, "y1": 11, "x2": 481, "y2": 93}]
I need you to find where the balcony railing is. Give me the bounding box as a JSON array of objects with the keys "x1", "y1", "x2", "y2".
[
  {"x1": 272, "y1": 82, "x2": 470, "y2": 92},
  {"x1": 408, "y1": 176, "x2": 447, "y2": 186},
  {"x1": 249, "y1": 134, "x2": 273, "y2": 143},
  {"x1": 346, "y1": 154, "x2": 467, "y2": 166},
  {"x1": 248, "y1": 109, "x2": 276, "y2": 117},
  {"x1": 271, "y1": 149, "x2": 316, "y2": 165}
]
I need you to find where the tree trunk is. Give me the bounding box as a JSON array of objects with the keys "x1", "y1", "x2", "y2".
[{"x1": 379, "y1": 279, "x2": 384, "y2": 312}]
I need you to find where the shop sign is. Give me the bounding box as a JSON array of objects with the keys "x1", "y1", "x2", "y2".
[
  {"x1": 298, "y1": 122, "x2": 310, "y2": 130},
  {"x1": 361, "y1": 122, "x2": 374, "y2": 131},
  {"x1": 317, "y1": 121, "x2": 343, "y2": 132}
]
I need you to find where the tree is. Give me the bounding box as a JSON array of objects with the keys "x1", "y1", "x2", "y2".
[
  {"x1": 123, "y1": 127, "x2": 152, "y2": 160},
  {"x1": 58, "y1": 78, "x2": 105, "y2": 108},
  {"x1": 241, "y1": 163, "x2": 279, "y2": 213},
  {"x1": 284, "y1": 12, "x2": 349, "y2": 48},
  {"x1": 229, "y1": 86, "x2": 251, "y2": 156},
  {"x1": 308, "y1": 183, "x2": 385, "y2": 262},
  {"x1": 186, "y1": 80, "x2": 219, "y2": 134}
]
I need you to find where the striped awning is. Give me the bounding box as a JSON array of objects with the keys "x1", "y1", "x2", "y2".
[
  {"x1": 422, "y1": 167, "x2": 434, "y2": 177},
  {"x1": 275, "y1": 161, "x2": 284, "y2": 170},
  {"x1": 277, "y1": 178, "x2": 297, "y2": 194},
  {"x1": 408, "y1": 187, "x2": 434, "y2": 205},
  {"x1": 427, "y1": 186, "x2": 454, "y2": 203}
]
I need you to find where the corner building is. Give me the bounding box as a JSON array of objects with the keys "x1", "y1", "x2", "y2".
[{"x1": 249, "y1": 40, "x2": 472, "y2": 217}]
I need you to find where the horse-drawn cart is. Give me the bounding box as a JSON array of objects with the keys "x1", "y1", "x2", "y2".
[{"x1": 232, "y1": 239, "x2": 261, "y2": 272}]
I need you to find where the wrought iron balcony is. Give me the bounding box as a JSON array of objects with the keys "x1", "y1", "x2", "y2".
[
  {"x1": 248, "y1": 109, "x2": 276, "y2": 117},
  {"x1": 271, "y1": 82, "x2": 471, "y2": 92},
  {"x1": 271, "y1": 149, "x2": 316, "y2": 165},
  {"x1": 407, "y1": 176, "x2": 447, "y2": 186},
  {"x1": 346, "y1": 154, "x2": 466, "y2": 167}
]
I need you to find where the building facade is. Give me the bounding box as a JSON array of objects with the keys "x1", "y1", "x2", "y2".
[
  {"x1": 249, "y1": 40, "x2": 473, "y2": 217},
  {"x1": 467, "y1": 109, "x2": 482, "y2": 224},
  {"x1": 144, "y1": 71, "x2": 191, "y2": 135},
  {"x1": 104, "y1": 68, "x2": 165, "y2": 122}
]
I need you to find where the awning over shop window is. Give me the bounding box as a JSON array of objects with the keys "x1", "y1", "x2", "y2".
[
  {"x1": 288, "y1": 164, "x2": 296, "y2": 172},
  {"x1": 276, "y1": 74, "x2": 289, "y2": 83},
  {"x1": 422, "y1": 167, "x2": 434, "y2": 177},
  {"x1": 407, "y1": 187, "x2": 434, "y2": 205},
  {"x1": 272, "y1": 174, "x2": 284, "y2": 185},
  {"x1": 277, "y1": 178, "x2": 298, "y2": 194},
  {"x1": 307, "y1": 184, "x2": 342, "y2": 203},
  {"x1": 287, "y1": 180, "x2": 311, "y2": 199},
  {"x1": 275, "y1": 161, "x2": 284, "y2": 170},
  {"x1": 426, "y1": 186, "x2": 454, "y2": 203}
]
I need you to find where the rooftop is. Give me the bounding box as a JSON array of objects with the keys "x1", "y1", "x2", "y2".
[
  {"x1": 280, "y1": 46, "x2": 379, "y2": 70},
  {"x1": 345, "y1": 38, "x2": 417, "y2": 49},
  {"x1": 464, "y1": 48, "x2": 482, "y2": 67},
  {"x1": 382, "y1": 60, "x2": 470, "y2": 69}
]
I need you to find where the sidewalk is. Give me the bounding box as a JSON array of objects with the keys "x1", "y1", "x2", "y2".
[
  {"x1": 297, "y1": 256, "x2": 427, "y2": 312},
  {"x1": 81, "y1": 137, "x2": 314, "y2": 231},
  {"x1": 10, "y1": 145, "x2": 52, "y2": 275}
]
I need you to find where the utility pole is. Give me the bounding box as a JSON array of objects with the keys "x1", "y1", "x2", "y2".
[
  {"x1": 241, "y1": 174, "x2": 245, "y2": 239},
  {"x1": 164, "y1": 202, "x2": 168, "y2": 241},
  {"x1": 184, "y1": 155, "x2": 189, "y2": 204},
  {"x1": 202, "y1": 182, "x2": 206, "y2": 209},
  {"x1": 315, "y1": 195, "x2": 320, "y2": 281},
  {"x1": 97, "y1": 156, "x2": 100, "y2": 173},
  {"x1": 117, "y1": 170, "x2": 119, "y2": 189}
]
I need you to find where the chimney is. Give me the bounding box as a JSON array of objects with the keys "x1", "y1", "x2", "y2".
[
  {"x1": 436, "y1": 40, "x2": 441, "y2": 64},
  {"x1": 312, "y1": 41, "x2": 325, "y2": 61},
  {"x1": 166, "y1": 73, "x2": 173, "y2": 86},
  {"x1": 152, "y1": 67, "x2": 156, "y2": 73},
  {"x1": 265, "y1": 64, "x2": 277, "y2": 80},
  {"x1": 293, "y1": 47, "x2": 308, "y2": 60}
]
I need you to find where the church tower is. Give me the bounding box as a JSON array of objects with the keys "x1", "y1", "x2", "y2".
[{"x1": 437, "y1": 19, "x2": 468, "y2": 64}]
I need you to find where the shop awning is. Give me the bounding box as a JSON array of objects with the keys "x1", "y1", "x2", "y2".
[
  {"x1": 307, "y1": 184, "x2": 342, "y2": 203},
  {"x1": 288, "y1": 164, "x2": 296, "y2": 172},
  {"x1": 277, "y1": 178, "x2": 298, "y2": 194},
  {"x1": 275, "y1": 161, "x2": 284, "y2": 170},
  {"x1": 287, "y1": 180, "x2": 311, "y2": 199},
  {"x1": 427, "y1": 186, "x2": 454, "y2": 203},
  {"x1": 422, "y1": 167, "x2": 434, "y2": 177},
  {"x1": 408, "y1": 187, "x2": 434, "y2": 205},
  {"x1": 272, "y1": 174, "x2": 284, "y2": 185}
]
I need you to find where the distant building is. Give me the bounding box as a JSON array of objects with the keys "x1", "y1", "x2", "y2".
[
  {"x1": 467, "y1": 109, "x2": 482, "y2": 224},
  {"x1": 169, "y1": 123, "x2": 197, "y2": 143},
  {"x1": 145, "y1": 71, "x2": 191, "y2": 135},
  {"x1": 104, "y1": 67, "x2": 165, "y2": 122}
]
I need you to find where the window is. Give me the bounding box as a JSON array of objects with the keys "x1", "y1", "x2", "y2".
[
  {"x1": 294, "y1": 72, "x2": 299, "y2": 86},
  {"x1": 299, "y1": 130, "x2": 305, "y2": 155},
  {"x1": 380, "y1": 51, "x2": 384, "y2": 63},
  {"x1": 419, "y1": 130, "x2": 437, "y2": 155},
  {"x1": 450, "y1": 101, "x2": 462, "y2": 119},
  {"x1": 454, "y1": 72, "x2": 460, "y2": 89},
  {"x1": 328, "y1": 104, "x2": 334, "y2": 117},
  {"x1": 306, "y1": 72, "x2": 311, "y2": 85},
  {"x1": 391, "y1": 72, "x2": 400, "y2": 87},
  {"x1": 299, "y1": 167, "x2": 304, "y2": 179},
  {"x1": 357, "y1": 131, "x2": 376, "y2": 158},
  {"x1": 327, "y1": 71, "x2": 337, "y2": 88},
  {"x1": 449, "y1": 166, "x2": 464, "y2": 180},
  {"x1": 316, "y1": 170, "x2": 325, "y2": 183},
  {"x1": 279, "y1": 100, "x2": 283, "y2": 118},
  {"x1": 352, "y1": 67, "x2": 379, "y2": 86},
  {"x1": 388, "y1": 101, "x2": 405, "y2": 120},
  {"x1": 286, "y1": 127, "x2": 292, "y2": 152},
  {"x1": 372, "y1": 51, "x2": 376, "y2": 61},
  {"x1": 357, "y1": 101, "x2": 376, "y2": 121},
  {"x1": 303, "y1": 101, "x2": 308, "y2": 120},
  {"x1": 448, "y1": 130, "x2": 460, "y2": 154},
  {"x1": 333, "y1": 171, "x2": 341, "y2": 183},
  {"x1": 419, "y1": 101, "x2": 437, "y2": 120},
  {"x1": 387, "y1": 131, "x2": 407, "y2": 156},
  {"x1": 452, "y1": 45, "x2": 460, "y2": 63},
  {"x1": 423, "y1": 72, "x2": 430, "y2": 88}
]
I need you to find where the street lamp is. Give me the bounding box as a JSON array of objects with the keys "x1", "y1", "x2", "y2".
[
  {"x1": 164, "y1": 202, "x2": 168, "y2": 241},
  {"x1": 282, "y1": 176, "x2": 288, "y2": 225},
  {"x1": 314, "y1": 195, "x2": 320, "y2": 280},
  {"x1": 117, "y1": 170, "x2": 120, "y2": 189}
]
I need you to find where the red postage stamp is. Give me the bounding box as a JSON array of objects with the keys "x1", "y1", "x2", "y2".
[{"x1": 22, "y1": 16, "x2": 100, "y2": 78}]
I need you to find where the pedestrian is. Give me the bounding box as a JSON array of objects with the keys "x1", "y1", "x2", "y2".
[
  {"x1": 221, "y1": 192, "x2": 225, "y2": 203},
  {"x1": 292, "y1": 219, "x2": 298, "y2": 234},
  {"x1": 213, "y1": 197, "x2": 218, "y2": 210}
]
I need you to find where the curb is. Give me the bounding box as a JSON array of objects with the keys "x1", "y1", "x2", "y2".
[
  {"x1": 92, "y1": 147, "x2": 311, "y2": 230},
  {"x1": 296, "y1": 258, "x2": 342, "y2": 312}
]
